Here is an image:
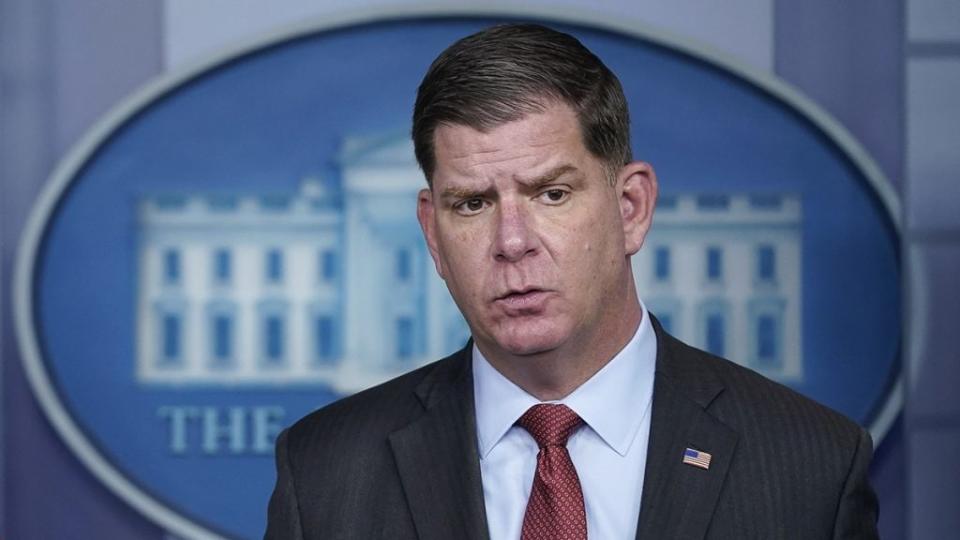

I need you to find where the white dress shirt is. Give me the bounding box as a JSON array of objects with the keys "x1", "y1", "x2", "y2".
[{"x1": 472, "y1": 304, "x2": 658, "y2": 540}]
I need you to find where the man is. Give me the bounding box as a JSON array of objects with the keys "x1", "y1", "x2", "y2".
[{"x1": 266, "y1": 24, "x2": 878, "y2": 539}]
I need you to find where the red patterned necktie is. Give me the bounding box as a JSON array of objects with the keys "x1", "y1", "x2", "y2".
[{"x1": 517, "y1": 404, "x2": 588, "y2": 540}]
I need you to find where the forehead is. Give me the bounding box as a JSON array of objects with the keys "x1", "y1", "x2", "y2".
[{"x1": 431, "y1": 103, "x2": 592, "y2": 182}]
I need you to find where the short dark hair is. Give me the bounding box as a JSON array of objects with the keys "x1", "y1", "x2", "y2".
[{"x1": 412, "y1": 23, "x2": 632, "y2": 185}]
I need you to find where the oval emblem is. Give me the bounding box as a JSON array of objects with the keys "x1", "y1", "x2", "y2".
[{"x1": 15, "y1": 12, "x2": 901, "y2": 539}]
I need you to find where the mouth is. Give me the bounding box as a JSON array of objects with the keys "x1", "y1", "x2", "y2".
[{"x1": 494, "y1": 288, "x2": 551, "y2": 312}]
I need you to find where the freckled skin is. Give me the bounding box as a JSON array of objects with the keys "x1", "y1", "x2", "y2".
[{"x1": 417, "y1": 102, "x2": 658, "y2": 400}]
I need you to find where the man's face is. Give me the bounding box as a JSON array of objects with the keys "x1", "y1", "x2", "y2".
[{"x1": 417, "y1": 101, "x2": 655, "y2": 362}]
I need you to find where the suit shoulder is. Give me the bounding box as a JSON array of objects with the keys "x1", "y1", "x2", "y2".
[
  {"x1": 662, "y1": 333, "x2": 867, "y2": 446},
  {"x1": 283, "y1": 350, "x2": 463, "y2": 454}
]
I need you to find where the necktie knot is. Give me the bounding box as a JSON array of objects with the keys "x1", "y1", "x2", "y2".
[{"x1": 517, "y1": 404, "x2": 583, "y2": 448}]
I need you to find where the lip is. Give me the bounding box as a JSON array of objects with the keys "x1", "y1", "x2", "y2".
[{"x1": 494, "y1": 288, "x2": 551, "y2": 313}]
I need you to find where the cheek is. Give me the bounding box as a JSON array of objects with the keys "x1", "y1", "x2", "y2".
[
  {"x1": 570, "y1": 221, "x2": 621, "y2": 275},
  {"x1": 438, "y1": 232, "x2": 486, "y2": 285},
  {"x1": 445, "y1": 224, "x2": 491, "y2": 262},
  {"x1": 456, "y1": 229, "x2": 475, "y2": 246},
  {"x1": 572, "y1": 219, "x2": 609, "y2": 254}
]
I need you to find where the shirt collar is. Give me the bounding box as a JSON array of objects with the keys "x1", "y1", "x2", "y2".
[{"x1": 472, "y1": 302, "x2": 657, "y2": 459}]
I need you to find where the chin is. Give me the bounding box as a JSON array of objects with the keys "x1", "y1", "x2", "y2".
[{"x1": 491, "y1": 321, "x2": 569, "y2": 357}]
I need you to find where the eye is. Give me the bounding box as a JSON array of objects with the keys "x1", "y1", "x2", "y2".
[
  {"x1": 454, "y1": 197, "x2": 487, "y2": 215},
  {"x1": 539, "y1": 188, "x2": 569, "y2": 204}
]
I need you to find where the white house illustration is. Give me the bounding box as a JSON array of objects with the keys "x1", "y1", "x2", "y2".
[
  {"x1": 633, "y1": 193, "x2": 803, "y2": 381},
  {"x1": 135, "y1": 135, "x2": 467, "y2": 392},
  {"x1": 136, "y1": 134, "x2": 802, "y2": 391}
]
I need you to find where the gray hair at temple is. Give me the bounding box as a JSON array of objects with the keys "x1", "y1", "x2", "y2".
[{"x1": 411, "y1": 23, "x2": 633, "y2": 186}]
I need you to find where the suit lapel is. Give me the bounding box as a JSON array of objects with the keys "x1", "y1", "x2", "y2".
[
  {"x1": 389, "y1": 347, "x2": 489, "y2": 540},
  {"x1": 635, "y1": 318, "x2": 739, "y2": 540}
]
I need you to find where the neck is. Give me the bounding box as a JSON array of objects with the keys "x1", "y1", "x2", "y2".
[{"x1": 478, "y1": 282, "x2": 643, "y2": 402}]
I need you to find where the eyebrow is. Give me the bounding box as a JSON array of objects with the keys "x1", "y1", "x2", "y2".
[
  {"x1": 439, "y1": 185, "x2": 491, "y2": 200},
  {"x1": 438, "y1": 164, "x2": 581, "y2": 200},
  {"x1": 515, "y1": 164, "x2": 579, "y2": 189}
]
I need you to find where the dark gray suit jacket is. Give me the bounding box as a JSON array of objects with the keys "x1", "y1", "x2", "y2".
[{"x1": 265, "y1": 318, "x2": 879, "y2": 539}]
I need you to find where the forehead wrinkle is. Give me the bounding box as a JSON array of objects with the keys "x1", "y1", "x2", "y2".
[
  {"x1": 433, "y1": 106, "x2": 588, "y2": 194},
  {"x1": 441, "y1": 125, "x2": 568, "y2": 167},
  {"x1": 448, "y1": 147, "x2": 538, "y2": 172}
]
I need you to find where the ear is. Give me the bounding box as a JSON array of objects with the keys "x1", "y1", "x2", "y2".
[
  {"x1": 417, "y1": 187, "x2": 447, "y2": 279},
  {"x1": 618, "y1": 161, "x2": 658, "y2": 256}
]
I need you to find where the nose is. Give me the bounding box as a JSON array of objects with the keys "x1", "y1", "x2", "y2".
[{"x1": 494, "y1": 199, "x2": 538, "y2": 263}]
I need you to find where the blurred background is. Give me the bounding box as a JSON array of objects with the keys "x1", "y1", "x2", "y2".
[{"x1": 1, "y1": 1, "x2": 958, "y2": 539}]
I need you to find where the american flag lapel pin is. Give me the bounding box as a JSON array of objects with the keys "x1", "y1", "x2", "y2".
[{"x1": 682, "y1": 447, "x2": 712, "y2": 470}]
